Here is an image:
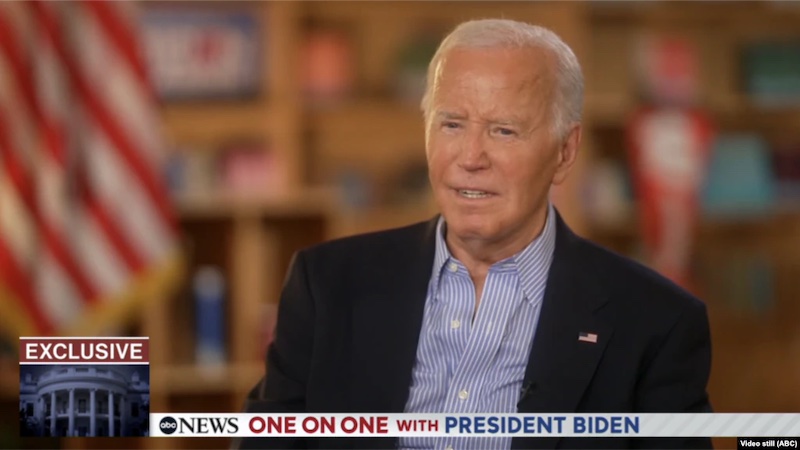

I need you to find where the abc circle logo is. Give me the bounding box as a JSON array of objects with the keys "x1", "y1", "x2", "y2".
[{"x1": 160, "y1": 416, "x2": 178, "y2": 435}]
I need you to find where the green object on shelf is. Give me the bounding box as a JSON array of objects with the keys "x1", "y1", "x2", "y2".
[
  {"x1": 743, "y1": 42, "x2": 800, "y2": 106},
  {"x1": 394, "y1": 32, "x2": 442, "y2": 104}
]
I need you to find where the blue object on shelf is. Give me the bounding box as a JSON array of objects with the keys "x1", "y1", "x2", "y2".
[
  {"x1": 701, "y1": 134, "x2": 776, "y2": 217},
  {"x1": 193, "y1": 266, "x2": 226, "y2": 366}
]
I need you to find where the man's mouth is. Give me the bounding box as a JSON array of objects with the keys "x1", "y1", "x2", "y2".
[{"x1": 457, "y1": 189, "x2": 492, "y2": 199}]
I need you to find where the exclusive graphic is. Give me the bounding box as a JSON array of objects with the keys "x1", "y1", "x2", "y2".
[{"x1": 19, "y1": 337, "x2": 149, "y2": 437}]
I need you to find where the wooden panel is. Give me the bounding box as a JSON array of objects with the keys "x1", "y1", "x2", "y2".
[
  {"x1": 176, "y1": 187, "x2": 337, "y2": 220},
  {"x1": 230, "y1": 217, "x2": 268, "y2": 364},
  {"x1": 328, "y1": 201, "x2": 438, "y2": 239},
  {"x1": 161, "y1": 102, "x2": 275, "y2": 149},
  {"x1": 308, "y1": 100, "x2": 425, "y2": 182},
  {"x1": 265, "y1": 2, "x2": 304, "y2": 187}
]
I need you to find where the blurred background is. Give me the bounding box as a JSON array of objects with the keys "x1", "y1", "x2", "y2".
[{"x1": 1, "y1": 1, "x2": 799, "y2": 449}]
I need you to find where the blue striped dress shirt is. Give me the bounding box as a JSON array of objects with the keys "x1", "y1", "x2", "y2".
[{"x1": 399, "y1": 205, "x2": 557, "y2": 450}]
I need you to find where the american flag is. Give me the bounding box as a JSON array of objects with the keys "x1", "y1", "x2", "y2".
[
  {"x1": 578, "y1": 332, "x2": 598, "y2": 344},
  {"x1": 0, "y1": 2, "x2": 180, "y2": 337}
]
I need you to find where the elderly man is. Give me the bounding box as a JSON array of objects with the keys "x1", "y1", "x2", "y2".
[{"x1": 237, "y1": 19, "x2": 712, "y2": 450}]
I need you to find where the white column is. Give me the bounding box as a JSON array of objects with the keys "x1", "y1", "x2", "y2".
[
  {"x1": 39, "y1": 396, "x2": 44, "y2": 419},
  {"x1": 108, "y1": 391, "x2": 115, "y2": 437},
  {"x1": 90, "y1": 388, "x2": 96, "y2": 436},
  {"x1": 49, "y1": 392, "x2": 56, "y2": 436},
  {"x1": 120, "y1": 395, "x2": 126, "y2": 436},
  {"x1": 38, "y1": 397, "x2": 45, "y2": 434},
  {"x1": 68, "y1": 389, "x2": 75, "y2": 437}
]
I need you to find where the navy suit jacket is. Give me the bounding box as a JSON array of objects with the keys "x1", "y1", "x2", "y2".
[{"x1": 235, "y1": 213, "x2": 713, "y2": 449}]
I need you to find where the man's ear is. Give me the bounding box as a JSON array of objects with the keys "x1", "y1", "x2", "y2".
[{"x1": 552, "y1": 123, "x2": 582, "y2": 186}]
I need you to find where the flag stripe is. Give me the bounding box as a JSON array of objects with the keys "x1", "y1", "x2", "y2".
[
  {"x1": 36, "y1": 254, "x2": 84, "y2": 330},
  {"x1": 71, "y1": 4, "x2": 164, "y2": 176},
  {"x1": 81, "y1": 1, "x2": 153, "y2": 100},
  {"x1": 77, "y1": 167, "x2": 145, "y2": 272},
  {"x1": 30, "y1": 1, "x2": 177, "y2": 236},
  {"x1": 83, "y1": 120, "x2": 174, "y2": 264},
  {"x1": 0, "y1": 1, "x2": 178, "y2": 335},
  {"x1": 21, "y1": 2, "x2": 147, "y2": 273},
  {"x1": 37, "y1": 156, "x2": 132, "y2": 296},
  {"x1": 0, "y1": 108, "x2": 99, "y2": 303},
  {"x1": 0, "y1": 24, "x2": 108, "y2": 306},
  {"x1": 0, "y1": 237, "x2": 53, "y2": 334}
]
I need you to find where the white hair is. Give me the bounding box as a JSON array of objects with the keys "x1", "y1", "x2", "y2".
[{"x1": 421, "y1": 19, "x2": 584, "y2": 139}]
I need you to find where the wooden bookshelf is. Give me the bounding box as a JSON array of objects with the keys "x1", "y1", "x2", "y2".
[
  {"x1": 589, "y1": 206, "x2": 800, "y2": 242},
  {"x1": 587, "y1": 93, "x2": 800, "y2": 131},
  {"x1": 589, "y1": 1, "x2": 800, "y2": 26},
  {"x1": 308, "y1": 98, "x2": 424, "y2": 133},
  {"x1": 175, "y1": 187, "x2": 338, "y2": 221},
  {"x1": 328, "y1": 200, "x2": 438, "y2": 239},
  {"x1": 161, "y1": 102, "x2": 277, "y2": 149},
  {"x1": 114, "y1": 4, "x2": 800, "y2": 448}
]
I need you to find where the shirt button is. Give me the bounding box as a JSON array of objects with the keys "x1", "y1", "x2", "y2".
[
  {"x1": 448, "y1": 262, "x2": 458, "y2": 272},
  {"x1": 451, "y1": 319, "x2": 461, "y2": 329},
  {"x1": 458, "y1": 389, "x2": 469, "y2": 400},
  {"x1": 445, "y1": 445, "x2": 454, "y2": 450}
]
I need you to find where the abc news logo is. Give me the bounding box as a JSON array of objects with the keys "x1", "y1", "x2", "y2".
[{"x1": 159, "y1": 416, "x2": 239, "y2": 435}]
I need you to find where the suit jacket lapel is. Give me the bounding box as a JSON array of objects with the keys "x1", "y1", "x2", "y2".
[
  {"x1": 349, "y1": 217, "x2": 438, "y2": 413},
  {"x1": 513, "y1": 214, "x2": 613, "y2": 449}
]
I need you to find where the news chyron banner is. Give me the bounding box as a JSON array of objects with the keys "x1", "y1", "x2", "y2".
[
  {"x1": 19, "y1": 337, "x2": 149, "y2": 437},
  {"x1": 150, "y1": 413, "x2": 800, "y2": 445}
]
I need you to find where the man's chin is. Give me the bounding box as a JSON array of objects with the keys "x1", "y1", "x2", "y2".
[{"x1": 444, "y1": 220, "x2": 500, "y2": 243}]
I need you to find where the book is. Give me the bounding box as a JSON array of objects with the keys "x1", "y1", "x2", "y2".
[
  {"x1": 193, "y1": 266, "x2": 226, "y2": 367},
  {"x1": 701, "y1": 134, "x2": 776, "y2": 217}
]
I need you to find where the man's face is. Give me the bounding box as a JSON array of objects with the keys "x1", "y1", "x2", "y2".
[{"x1": 426, "y1": 46, "x2": 578, "y2": 248}]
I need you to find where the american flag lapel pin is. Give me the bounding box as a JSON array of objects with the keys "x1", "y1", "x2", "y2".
[{"x1": 578, "y1": 332, "x2": 598, "y2": 344}]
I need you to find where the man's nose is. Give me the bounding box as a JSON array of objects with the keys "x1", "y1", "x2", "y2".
[{"x1": 457, "y1": 131, "x2": 490, "y2": 171}]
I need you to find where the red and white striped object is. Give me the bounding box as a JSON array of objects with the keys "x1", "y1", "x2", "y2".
[{"x1": 0, "y1": 1, "x2": 180, "y2": 337}]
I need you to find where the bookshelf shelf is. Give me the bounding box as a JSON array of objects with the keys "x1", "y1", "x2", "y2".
[
  {"x1": 589, "y1": 207, "x2": 800, "y2": 241},
  {"x1": 589, "y1": 2, "x2": 800, "y2": 27},
  {"x1": 162, "y1": 102, "x2": 276, "y2": 148},
  {"x1": 175, "y1": 187, "x2": 339, "y2": 221},
  {"x1": 586, "y1": 94, "x2": 800, "y2": 131},
  {"x1": 308, "y1": 99, "x2": 424, "y2": 134}
]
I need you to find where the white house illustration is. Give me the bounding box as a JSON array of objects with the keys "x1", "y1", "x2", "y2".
[{"x1": 19, "y1": 365, "x2": 149, "y2": 437}]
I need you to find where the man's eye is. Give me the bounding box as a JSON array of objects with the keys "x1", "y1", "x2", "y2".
[
  {"x1": 442, "y1": 121, "x2": 461, "y2": 129},
  {"x1": 494, "y1": 127, "x2": 516, "y2": 136}
]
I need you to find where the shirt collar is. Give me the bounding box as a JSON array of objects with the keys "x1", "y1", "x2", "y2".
[{"x1": 429, "y1": 203, "x2": 558, "y2": 304}]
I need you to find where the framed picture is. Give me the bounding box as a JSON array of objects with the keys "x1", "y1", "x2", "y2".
[{"x1": 140, "y1": 7, "x2": 262, "y2": 100}]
